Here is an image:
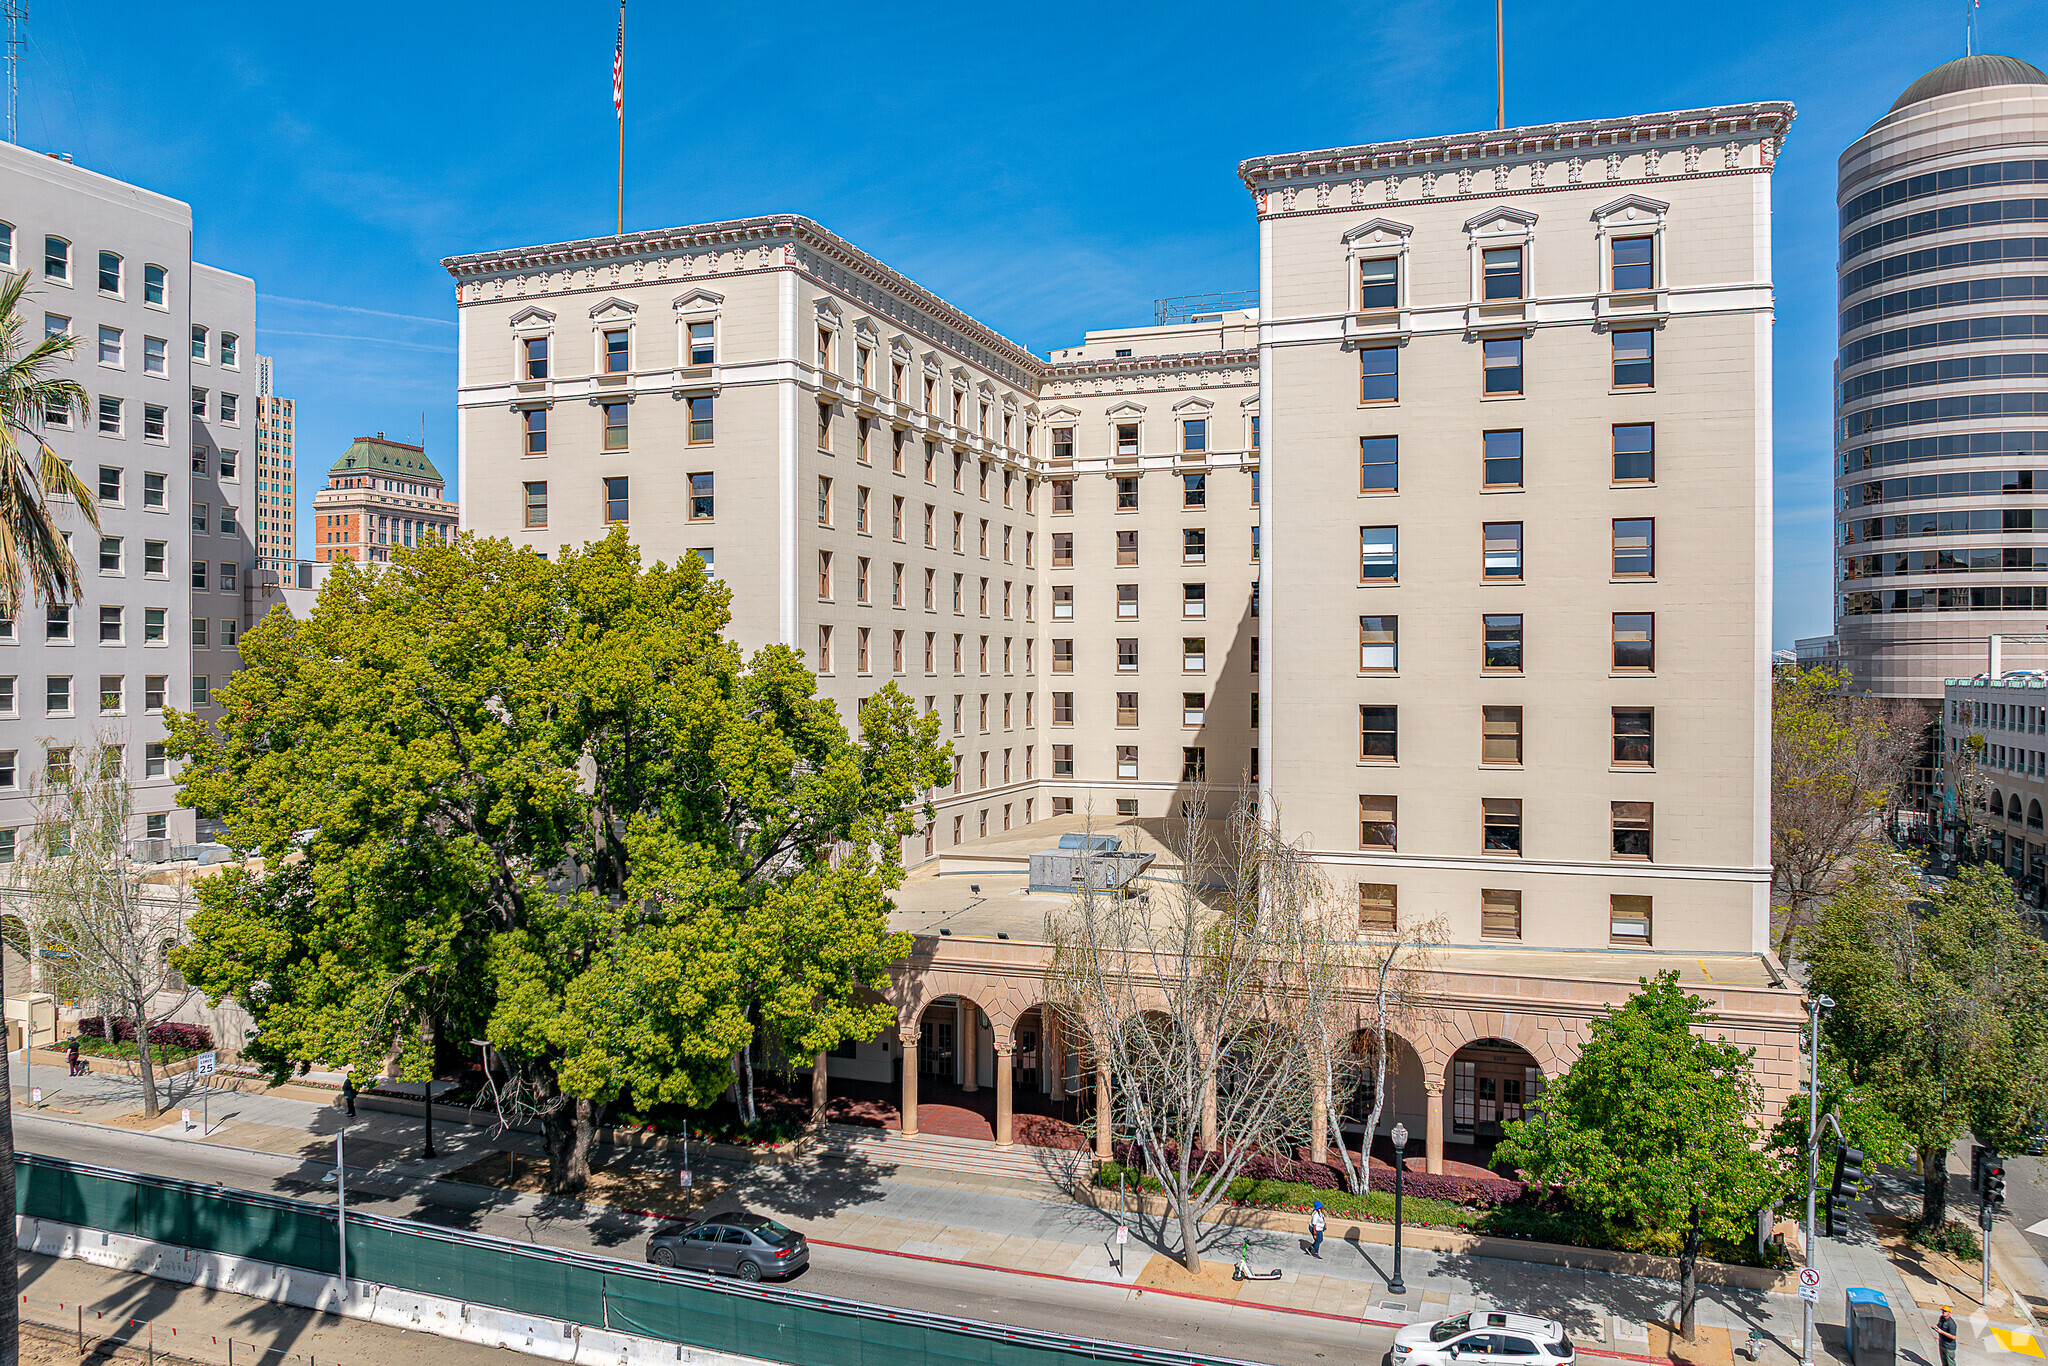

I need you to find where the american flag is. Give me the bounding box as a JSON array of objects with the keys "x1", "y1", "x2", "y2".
[{"x1": 612, "y1": 8, "x2": 624, "y2": 118}]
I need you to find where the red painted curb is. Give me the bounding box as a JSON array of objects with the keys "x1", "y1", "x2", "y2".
[{"x1": 801, "y1": 1236, "x2": 1681, "y2": 1365}]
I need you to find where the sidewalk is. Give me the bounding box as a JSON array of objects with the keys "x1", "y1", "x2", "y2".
[{"x1": 11, "y1": 1063, "x2": 2045, "y2": 1366}]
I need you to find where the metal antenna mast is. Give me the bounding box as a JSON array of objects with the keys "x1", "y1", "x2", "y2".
[{"x1": 5, "y1": 3, "x2": 25, "y2": 147}]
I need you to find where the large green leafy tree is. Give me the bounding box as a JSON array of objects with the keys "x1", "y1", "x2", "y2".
[
  {"x1": 1804, "y1": 857, "x2": 2048, "y2": 1228},
  {"x1": 167, "y1": 531, "x2": 949, "y2": 1191},
  {"x1": 1493, "y1": 973, "x2": 1777, "y2": 1341}
]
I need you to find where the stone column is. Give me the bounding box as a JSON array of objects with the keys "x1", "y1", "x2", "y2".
[
  {"x1": 811, "y1": 1050, "x2": 829, "y2": 1129},
  {"x1": 1424, "y1": 1077, "x2": 1445, "y2": 1175},
  {"x1": 1094, "y1": 1058, "x2": 1113, "y2": 1161},
  {"x1": 1043, "y1": 1009, "x2": 1064, "y2": 1097},
  {"x1": 994, "y1": 1044, "x2": 1015, "y2": 1147},
  {"x1": 1310, "y1": 1074, "x2": 1330, "y2": 1165},
  {"x1": 901, "y1": 1038, "x2": 920, "y2": 1137},
  {"x1": 959, "y1": 1000, "x2": 978, "y2": 1092}
]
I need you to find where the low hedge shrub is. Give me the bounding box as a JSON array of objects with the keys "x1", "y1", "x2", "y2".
[{"x1": 74, "y1": 1018, "x2": 214, "y2": 1052}]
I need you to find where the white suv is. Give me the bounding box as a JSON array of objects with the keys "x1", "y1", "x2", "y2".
[{"x1": 1391, "y1": 1312, "x2": 1575, "y2": 1366}]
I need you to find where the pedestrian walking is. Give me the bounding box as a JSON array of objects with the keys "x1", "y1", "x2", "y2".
[
  {"x1": 1309, "y1": 1200, "x2": 1327, "y2": 1259},
  {"x1": 1936, "y1": 1307, "x2": 1958, "y2": 1366},
  {"x1": 65, "y1": 1039, "x2": 81, "y2": 1077},
  {"x1": 340, "y1": 1074, "x2": 357, "y2": 1118}
]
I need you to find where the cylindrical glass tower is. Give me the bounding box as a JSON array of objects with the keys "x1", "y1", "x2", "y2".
[{"x1": 1835, "y1": 53, "x2": 2048, "y2": 697}]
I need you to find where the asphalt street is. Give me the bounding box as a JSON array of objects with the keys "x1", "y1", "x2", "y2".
[
  {"x1": 2003, "y1": 1151, "x2": 2048, "y2": 1287},
  {"x1": 12, "y1": 1112, "x2": 1397, "y2": 1366}
]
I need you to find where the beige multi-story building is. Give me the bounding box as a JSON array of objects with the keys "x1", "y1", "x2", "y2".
[
  {"x1": 310, "y1": 434, "x2": 457, "y2": 564},
  {"x1": 252, "y1": 356, "x2": 295, "y2": 575},
  {"x1": 442, "y1": 100, "x2": 1807, "y2": 1169}
]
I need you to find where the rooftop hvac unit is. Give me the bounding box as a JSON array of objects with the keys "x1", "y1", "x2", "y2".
[
  {"x1": 1029, "y1": 848, "x2": 1155, "y2": 894},
  {"x1": 125, "y1": 838, "x2": 173, "y2": 864}
]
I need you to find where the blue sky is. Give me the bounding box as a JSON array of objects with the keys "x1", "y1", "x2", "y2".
[{"x1": 20, "y1": 0, "x2": 2048, "y2": 647}]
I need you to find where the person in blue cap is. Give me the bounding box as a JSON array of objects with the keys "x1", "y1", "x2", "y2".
[{"x1": 1309, "y1": 1200, "x2": 1327, "y2": 1259}]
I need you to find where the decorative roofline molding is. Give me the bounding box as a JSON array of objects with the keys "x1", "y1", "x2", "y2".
[
  {"x1": 1235, "y1": 102, "x2": 1795, "y2": 189},
  {"x1": 441, "y1": 213, "x2": 1047, "y2": 380},
  {"x1": 1044, "y1": 347, "x2": 1258, "y2": 380}
]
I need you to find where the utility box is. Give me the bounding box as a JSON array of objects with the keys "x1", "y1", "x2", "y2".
[
  {"x1": 3, "y1": 994, "x2": 57, "y2": 1050},
  {"x1": 1845, "y1": 1287, "x2": 1895, "y2": 1366},
  {"x1": 1056, "y1": 833, "x2": 1122, "y2": 853}
]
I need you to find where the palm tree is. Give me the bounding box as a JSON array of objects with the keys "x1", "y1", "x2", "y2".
[
  {"x1": 0, "y1": 267, "x2": 95, "y2": 619},
  {"x1": 0, "y1": 266, "x2": 92, "y2": 1366}
]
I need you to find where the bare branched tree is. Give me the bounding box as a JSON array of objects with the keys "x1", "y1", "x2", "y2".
[
  {"x1": 1045, "y1": 793, "x2": 1349, "y2": 1273},
  {"x1": 1306, "y1": 904, "x2": 1446, "y2": 1194},
  {"x1": 1772, "y1": 666, "x2": 1924, "y2": 960},
  {"x1": 16, "y1": 737, "x2": 194, "y2": 1118}
]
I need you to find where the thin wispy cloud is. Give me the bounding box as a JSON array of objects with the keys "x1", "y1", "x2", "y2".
[
  {"x1": 261, "y1": 329, "x2": 455, "y2": 353},
  {"x1": 258, "y1": 294, "x2": 455, "y2": 328}
]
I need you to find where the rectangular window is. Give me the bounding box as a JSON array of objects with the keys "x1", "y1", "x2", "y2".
[
  {"x1": 1611, "y1": 236, "x2": 1655, "y2": 292},
  {"x1": 191, "y1": 560, "x2": 208, "y2": 590},
  {"x1": 1360, "y1": 705, "x2": 1397, "y2": 761},
  {"x1": 1359, "y1": 615, "x2": 1397, "y2": 672},
  {"x1": 1053, "y1": 692, "x2": 1074, "y2": 725},
  {"x1": 1465, "y1": 619, "x2": 1522, "y2": 681},
  {"x1": 143, "y1": 608, "x2": 166, "y2": 644},
  {"x1": 1115, "y1": 583, "x2": 1138, "y2": 619},
  {"x1": 523, "y1": 481, "x2": 548, "y2": 527},
  {"x1": 1181, "y1": 418, "x2": 1207, "y2": 454},
  {"x1": 817, "y1": 625, "x2": 833, "y2": 673},
  {"x1": 1483, "y1": 797, "x2": 1522, "y2": 854},
  {"x1": 1360, "y1": 435, "x2": 1397, "y2": 492},
  {"x1": 43, "y1": 236, "x2": 67, "y2": 281},
  {"x1": 1182, "y1": 528, "x2": 1205, "y2": 564},
  {"x1": 1116, "y1": 638, "x2": 1138, "y2": 672},
  {"x1": 98, "y1": 605, "x2": 120, "y2": 642},
  {"x1": 1360, "y1": 257, "x2": 1398, "y2": 310},
  {"x1": 523, "y1": 407, "x2": 548, "y2": 455},
  {"x1": 1360, "y1": 526, "x2": 1398, "y2": 582},
  {"x1": 1117, "y1": 744, "x2": 1139, "y2": 779},
  {"x1": 1482, "y1": 706, "x2": 1523, "y2": 765},
  {"x1": 44, "y1": 604, "x2": 69, "y2": 642},
  {"x1": 522, "y1": 335, "x2": 549, "y2": 378},
  {"x1": 1482, "y1": 246, "x2": 1523, "y2": 300},
  {"x1": 1182, "y1": 473, "x2": 1206, "y2": 508},
  {"x1": 1613, "y1": 707, "x2": 1654, "y2": 766},
  {"x1": 1053, "y1": 584, "x2": 1073, "y2": 620},
  {"x1": 1483, "y1": 337, "x2": 1523, "y2": 395},
  {"x1": 1115, "y1": 423, "x2": 1140, "y2": 458},
  {"x1": 1483, "y1": 522, "x2": 1524, "y2": 580},
  {"x1": 1612, "y1": 518, "x2": 1655, "y2": 577},
  {"x1": 1360, "y1": 346, "x2": 1398, "y2": 403},
  {"x1": 1483, "y1": 430, "x2": 1523, "y2": 489},
  {"x1": 602, "y1": 401, "x2": 628, "y2": 450},
  {"x1": 1053, "y1": 639, "x2": 1073, "y2": 673},
  {"x1": 1116, "y1": 529, "x2": 1138, "y2": 566},
  {"x1": 144, "y1": 742, "x2": 166, "y2": 778},
  {"x1": 857, "y1": 557, "x2": 871, "y2": 604},
  {"x1": 1610, "y1": 894, "x2": 1652, "y2": 944},
  {"x1": 817, "y1": 550, "x2": 833, "y2": 599},
  {"x1": 141, "y1": 262, "x2": 165, "y2": 306},
  {"x1": 603, "y1": 476, "x2": 629, "y2": 524},
  {"x1": 817, "y1": 476, "x2": 832, "y2": 526},
  {"x1": 144, "y1": 675, "x2": 166, "y2": 711},
  {"x1": 45, "y1": 676, "x2": 71, "y2": 715},
  {"x1": 857, "y1": 486, "x2": 871, "y2": 533},
  {"x1": 1360, "y1": 795, "x2": 1397, "y2": 851},
  {"x1": 97, "y1": 395, "x2": 122, "y2": 434},
  {"x1": 143, "y1": 472, "x2": 165, "y2": 509},
  {"x1": 1182, "y1": 692, "x2": 1205, "y2": 726},
  {"x1": 1183, "y1": 636, "x2": 1206, "y2": 671},
  {"x1": 98, "y1": 251, "x2": 123, "y2": 295},
  {"x1": 1053, "y1": 744, "x2": 1074, "y2": 777},
  {"x1": 142, "y1": 404, "x2": 165, "y2": 440},
  {"x1": 604, "y1": 328, "x2": 629, "y2": 373},
  {"x1": 1358, "y1": 882, "x2": 1398, "y2": 931},
  {"x1": 220, "y1": 393, "x2": 238, "y2": 423},
  {"x1": 1116, "y1": 476, "x2": 1139, "y2": 510},
  {"x1": 222, "y1": 618, "x2": 238, "y2": 648},
  {"x1": 688, "y1": 321, "x2": 715, "y2": 366},
  {"x1": 1612, "y1": 802, "x2": 1653, "y2": 860},
  {"x1": 98, "y1": 324, "x2": 122, "y2": 366},
  {"x1": 193, "y1": 617, "x2": 209, "y2": 648},
  {"x1": 1050, "y1": 426, "x2": 1074, "y2": 464},
  {"x1": 1612, "y1": 424, "x2": 1655, "y2": 483},
  {"x1": 1117, "y1": 693, "x2": 1139, "y2": 727},
  {"x1": 1181, "y1": 746, "x2": 1206, "y2": 781},
  {"x1": 99, "y1": 675, "x2": 123, "y2": 714},
  {"x1": 1612, "y1": 329, "x2": 1654, "y2": 388},
  {"x1": 1050, "y1": 532, "x2": 1073, "y2": 568},
  {"x1": 218, "y1": 505, "x2": 236, "y2": 535},
  {"x1": 1613, "y1": 613, "x2": 1654, "y2": 671},
  {"x1": 193, "y1": 503, "x2": 210, "y2": 536},
  {"x1": 1481, "y1": 888, "x2": 1522, "y2": 940},
  {"x1": 99, "y1": 537, "x2": 121, "y2": 573},
  {"x1": 143, "y1": 335, "x2": 166, "y2": 375},
  {"x1": 1052, "y1": 479, "x2": 1074, "y2": 514},
  {"x1": 218, "y1": 449, "x2": 237, "y2": 479},
  {"x1": 191, "y1": 325, "x2": 209, "y2": 361},
  {"x1": 1182, "y1": 583, "x2": 1205, "y2": 618}
]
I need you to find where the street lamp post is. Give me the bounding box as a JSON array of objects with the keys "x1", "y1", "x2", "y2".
[
  {"x1": 1389, "y1": 1121, "x2": 1409, "y2": 1296},
  {"x1": 1799, "y1": 995, "x2": 1833, "y2": 1366},
  {"x1": 322, "y1": 1129, "x2": 348, "y2": 1297},
  {"x1": 422, "y1": 1082, "x2": 436, "y2": 1160}
]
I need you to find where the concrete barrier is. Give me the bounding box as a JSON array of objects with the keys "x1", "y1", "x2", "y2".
[{"x1": 16, "y1": 1215, "x2": 793, "y2": 1366}]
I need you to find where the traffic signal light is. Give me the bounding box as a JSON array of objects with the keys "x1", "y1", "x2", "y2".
[
  {"x1": 1831, "y1": 1147, "x2": 1867, "y2": 1203},
  {"x1": 1986, "y1": 1164, "x2": 2008, "y2": 1207}
]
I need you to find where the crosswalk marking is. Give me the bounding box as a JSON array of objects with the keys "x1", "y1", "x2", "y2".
[
  {"x1": 1990, "y1": 1328, "x2": 2045, "y2": 1357},
  {"x1": 2025, "y1": 1218, "x2": 2048, "y2": 1238}
]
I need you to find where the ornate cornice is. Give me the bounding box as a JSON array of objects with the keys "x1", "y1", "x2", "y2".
[
  {"x1": 441, "y1": 213, "x2": 1047, "y2": 383},
  {"x1": 1237, "y1": 102, "x2": 1795, "y2": 189},
  {"x1": 1044, "y1": 347, "x2": 1256, "y2": 380}
]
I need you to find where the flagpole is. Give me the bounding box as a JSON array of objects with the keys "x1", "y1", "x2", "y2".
[
  {"x1": 615, "y1": 0, "x2": 625, "y2": 237},
  {"x1": 1495, "y1": 0, "x2": 1505, "y2": 129}
]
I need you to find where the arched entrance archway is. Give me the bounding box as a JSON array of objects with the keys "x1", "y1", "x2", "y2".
[{"x1": 1447, "y1": 1036, "x2": 1544, "y2": 1163}]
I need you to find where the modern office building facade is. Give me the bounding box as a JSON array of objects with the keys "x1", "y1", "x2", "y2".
[
  {"x1": 444, "y1": 100, "x2": 1806, "y2": 1160},
  {"x1": 253, "y1": 356, "x2": 296, "y2": 574},
  {"x1": 310, "y1": 434, "x2": 456, "y2": 564},
  {"x1": 1836, "y1": 55, "x2": 2048, "y2": 699},
  {"x1": 0, "y1": 144, "x2": 255, "y2": 860}
]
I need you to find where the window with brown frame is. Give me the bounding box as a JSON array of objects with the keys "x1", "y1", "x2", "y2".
[
  {"x1": 1613, "y1": 613, "x2": 1654, "y2": 671},
  {"x1": 1116, "y1": 693, "x2": 1139, "y2": 727},
  {"x1": 1612, "y1": 802, "x2": 1653, "y2": 860},
  {"x1": 1053, "y1": 639, "x2": 1073, "y2": 674},
  {"x1": 1482, "y1": 798, "x2": 1522, "y2": 855},
  {"x1": 1480, "y1": 888, "x2": 1522, "y2": 940},
  {"x1": 1613, "y1": 708, "x2": 1654, "y2": 766},
  {"x1": 1482, "y1": 706, "x2": 1523, "y2": 765},
  {"x1": 1359, "y1": 883, "x2": 1397, "y2": 932},
  {"x1": 1053, "y1": 532, "x2": 1073, "y2": 567},
  {"x1": 1360, "y1": 705, "x2": 1397, "y2": 762},
  {"x1": 1359, "y1": 795, "x2": 1397, "y2": 851},
  {"x1": 1610, "y1": 894, "x2": 1652, "y2": 945},
  {"x1": 1117, "y1": 530, "x2": 1138, "y2": 566}
]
